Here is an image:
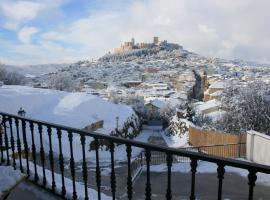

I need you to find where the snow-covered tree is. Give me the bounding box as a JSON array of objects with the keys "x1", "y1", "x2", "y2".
[
  {"x1": 220, "y1": 81, "x2": 270, "y2": 134},
  {"x1": 0, "y1": 64, "x2": 26, "y2": 85},
  {"x1": 193, "y1": 113, "x2": 214, "y2": 129},
  {"x1": 48, "y1": 72, "x2": 78, "y2": 92}
]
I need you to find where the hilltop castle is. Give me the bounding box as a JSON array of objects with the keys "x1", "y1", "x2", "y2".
[{"x1": 114, "y1": 36, "x2": 175, "y2": 53}]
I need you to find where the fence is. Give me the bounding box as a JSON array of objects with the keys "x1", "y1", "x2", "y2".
[
  {"x1": 182, "y1": 143, "x2": 246, "y2": 159},
  {"x1": 0, "y1": 111, "x2": 270, "y2": 200},
  {"x1": 189, "y1": 126, "x2": 246, "y2": 146},
  {"x1": 130, "y1": 150, "x2": 192, "y2": 182}
]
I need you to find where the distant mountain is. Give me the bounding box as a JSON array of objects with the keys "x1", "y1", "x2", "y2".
[{"x1": 4, "y1": 63, "x2": 70, "y2": 77}]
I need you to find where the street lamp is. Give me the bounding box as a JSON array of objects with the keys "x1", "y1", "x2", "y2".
[{"x1": 17, "y1": 107, "x2": 26, "y2": 117}]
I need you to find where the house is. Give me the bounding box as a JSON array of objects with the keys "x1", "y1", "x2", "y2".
[
  {"x1": 145, "y1": 99, "x2": 167, "y2": 119},
  {"x1": 207, "y1": 81, "x2": 226, "y2": 94},
  {"x1": 194, "y1": 99, "x2": 221, "y2": 115},
  {"x1": 204, "y1": 80, "x2": 226, "y2": 101}
]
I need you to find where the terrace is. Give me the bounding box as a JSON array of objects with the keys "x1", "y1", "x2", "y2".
[{"x1": 0, "y1": 111, "x2": 270, "y2": 200}]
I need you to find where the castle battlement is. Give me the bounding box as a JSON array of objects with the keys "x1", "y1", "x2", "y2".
[{"x1": 114, "y1": 36, "x2": 164, "y2": 53}]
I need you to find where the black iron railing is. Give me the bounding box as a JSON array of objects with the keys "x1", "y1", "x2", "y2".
[{"x1": 0, "y1": 111, "x2": 270, "y2": 200}]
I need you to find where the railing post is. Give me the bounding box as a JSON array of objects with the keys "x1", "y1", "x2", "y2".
[
  {"x1": 68, "y1": 131, "x2": 77, "y2": 200},
  {"x1": 57, "y1": 128, "x2": 66, "y2": 197},
  {"x1": 248, "y1": 170, "x2": 257, "y2": 200},
  {"x1": 8, "y1": 117, "x2": 16, "y2": 170},
  {"x1": 38, "y1": 124, "x2": 46, "y2": 186},
  {"x1": 0, "y1": 119, "x2": 4, "y2": 164},
  {"x1": 21, "y1": 119, "x2": 30, "y2": 176},
  {"x1": 80, "y1": 134, "x2": 89, "y2": 200},
  {"x1": 30, "y1": 122, "x2": 38, "y2": 182},
  {"x1": 190, "y1": 158, "x2": 198, "y2": 200},
  {"x1": 145, "y1": 149, "x2": 151, "y2": 200},
  {"x1": 95, "y1": 138, "x2": 101, "y2": 200},
  {"x1": 109, "y1": 142, "x2": 116, "y2": 200},
  {"x1": 47, "y1": 126, "x2": 56, "y2": 192},
  {"x1": 15, "y1": 119, "x2": 23, "y2": 172},
  {"x1": 166, "y1": 153, "x2": 173, "y2": 200},
  {"x1": 126, "y1": 144, "x2": 133, "y2": 200},
  {"x1": 3, "y1": 116, "x2": 10, "y2": 165},
  {"x1": 217, "y1": 163, "x2": 225, "y2": 200}
]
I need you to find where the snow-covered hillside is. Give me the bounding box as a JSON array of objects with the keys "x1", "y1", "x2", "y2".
[
  {"x1": 0, "y1": 85, "x2": 135, "y2": 133},
  {"x1": 5, "y1": 63, "x2": 68, "y2": 77},
  {"x1": 0, "y1": 86, "x2": 137, "y2": 161}
]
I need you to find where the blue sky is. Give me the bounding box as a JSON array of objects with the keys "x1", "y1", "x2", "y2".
[{"x1": 0, "y1": 0, "x2": 270, "y2": 65}]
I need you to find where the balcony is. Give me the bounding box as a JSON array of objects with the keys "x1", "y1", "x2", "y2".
[{"x1": 0, "y1": 111, "x2": 270, "y2": 200}]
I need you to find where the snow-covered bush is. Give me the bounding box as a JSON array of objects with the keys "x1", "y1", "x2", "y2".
[
  {"x1": 220, "y1": 81, "x2": 270, "y2": 134},
  {"x1": 166, "y1": 116, "x2": 190, "y2": 137},
  {"x1": 110, "y1": 115, "x2": 141, "y2": 139}
]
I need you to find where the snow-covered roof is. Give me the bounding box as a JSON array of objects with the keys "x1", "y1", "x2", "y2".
[
  {"x1": 147, "y1": 99, "x2": 167, "y2": 109},
  {"x1": 210, "y1": 90, "x2": 222, "y2": 97},
  {"x1": 195, "y1": 99, "x2": 221, "y2": 112},
  {"x1": 145, "y1": 97, "x2": 182, "y2": 109},
  {"x1": 209, "y1": 81, "x2": 226, "y2": 89},
  {"x1": 0, "y1": 86, "x2": 135, "y2": 133},
  {"x1": 206, "y1": 110, "x2": 226, "y2": 121}
]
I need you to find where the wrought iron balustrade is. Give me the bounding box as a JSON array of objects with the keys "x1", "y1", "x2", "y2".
[{"x1": 0, "y1": 111, "x2": 269, "y2": 200}]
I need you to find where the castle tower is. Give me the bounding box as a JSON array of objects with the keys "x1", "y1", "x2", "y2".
[{"x1": 153, "y1": 36, "x2": 159, "y2": 45}]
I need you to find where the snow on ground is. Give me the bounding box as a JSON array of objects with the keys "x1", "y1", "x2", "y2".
[
  {"x1": 0, "y1": 166, "x2": 24, "y2": 197},
  {"x1": 0, "y1": 85, "x2": 136, "y2": 162},
  {"x1": 85, "y1": 126, "x2": 161, "y2": 164},
  {"x1": 146, "y1": 161, "x2": 270, "y2": 187}
]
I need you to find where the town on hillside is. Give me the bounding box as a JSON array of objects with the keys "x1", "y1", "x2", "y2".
[{"x1": 1, "y1": 39, "x2": 270, "y2": 199}]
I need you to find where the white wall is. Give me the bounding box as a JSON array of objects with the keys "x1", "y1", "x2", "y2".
[{"x1": 247, "y1": 130, "x2": 270, "y2": 166}]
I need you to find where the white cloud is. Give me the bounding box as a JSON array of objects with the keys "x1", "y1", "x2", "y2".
[
  {"x1": 0, "y1": 0, "x2": 66, "y2": 30},
  {"x1": 198, "y1": 24, "x2": 215, "y2": 34},
  {"x1": 0, "y1": 1, "x2": 45, "y2": 30},
  {"x1": 18, "y1": 26, "x2": 39, "y2": 44},
  {"x1": 2, "y1": 0, "x2": 270, "y2": 64}
]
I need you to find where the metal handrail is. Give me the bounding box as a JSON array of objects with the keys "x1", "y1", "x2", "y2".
[
  {"x1": 0, "y1": 112, "x2": 270, "y2": 174},
  {"x1": 0, "y1": 111, "x2": 268, "y2": 173},
  {"x1": 182, "y1": 143, "x2": 246, "y2": 149},
  {"x1": 0, "y1": 111, "x2": 269, "y2": 200}
]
